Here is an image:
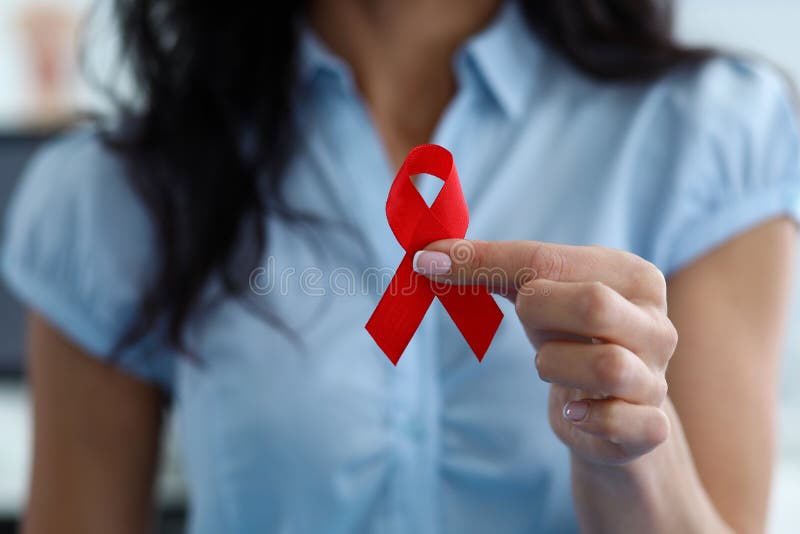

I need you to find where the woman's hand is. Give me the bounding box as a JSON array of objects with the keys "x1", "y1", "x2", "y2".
[
  {"x1": 414, "y1": 239, "x2": 678, "y2": 465},
  {"x1": 415, "y1": 226, "x2": 794, "y2": 534}
]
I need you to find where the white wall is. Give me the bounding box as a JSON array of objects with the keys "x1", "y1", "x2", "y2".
[{"x1": 677, "y1": 0, "x2": 800, "y2": 82}]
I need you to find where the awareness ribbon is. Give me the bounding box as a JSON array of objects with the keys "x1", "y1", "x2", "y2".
[{"x1": 365, "y1": 144, "x2": 504, "y2": 365}]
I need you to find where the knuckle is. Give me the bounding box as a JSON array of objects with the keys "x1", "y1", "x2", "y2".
[
  {"x1": 534, "y1": 348, "x2": 553, "y2": 382},
  {"x1": 528, "y1": 242, "x2": 566, "y2": 281},
  {"x1": 579, "y1": 282, "x2": 614, "y2": 331},
  {"x1": 652, "y1": 377, "x2": 669, "y2": 405},
  {"x1": 651, "y1": 312, "x2": 679, "y2": 365},
  {"x1": 662, "y1": 319, "x2": 679, "y2": 356},
  {"x1": 592, "y1": 346, "x2": 629, "y2": 393},
  {"x1": 641, "y1": 307, "x2": 678, "y2": 368},
  {"x1": 595, "y1": 404, "x2": 625, "y2": 443},
  {"x1": 646, "y1": 410, "x2": 671, "y2": 447},
  {"x1": 632, "y1": 258, "x2": 667, "y2": 302}
]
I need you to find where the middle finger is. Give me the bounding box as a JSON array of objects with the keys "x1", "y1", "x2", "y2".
[
  {"x1": 516, "y1": 279, "x2": 674, "y2": 366},
  {"x1": 535, "y1": 340, "x2": 668, "y2": 405}
]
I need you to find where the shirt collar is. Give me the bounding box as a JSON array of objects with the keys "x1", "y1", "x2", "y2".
[
  {"x1": 296, "y1": 24, "x2": 355, "y2": 93},
  {"x1": 296, "y1": 0, "x2": 542, "y2": 117},
  {"x1": 462, "y1": 0, "x2": 542, "y2": 118}
]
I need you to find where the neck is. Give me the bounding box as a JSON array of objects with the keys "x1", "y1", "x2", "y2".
[{"x1": 309, "y1": 0, "x2": 502, "y2": 166}]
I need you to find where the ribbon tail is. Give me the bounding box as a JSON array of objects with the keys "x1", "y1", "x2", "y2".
[
  {"x1": 365, "y1": 255, "x2": 434, "y2": 365},
  {"x1": 438, "y1": 288, "x2": 503, "y2": 361}
]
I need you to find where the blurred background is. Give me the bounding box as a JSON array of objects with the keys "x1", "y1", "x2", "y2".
[{"x1": 0, "y1": 0, "x2": 798, "y2": 532}]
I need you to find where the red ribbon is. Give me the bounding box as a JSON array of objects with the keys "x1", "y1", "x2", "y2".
[{"x1": 366, "y1": 144, "x2": 503, "y2": 365}]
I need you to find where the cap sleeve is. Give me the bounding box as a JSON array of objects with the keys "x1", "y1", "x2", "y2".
[
  {"x1": 1, "y1": 129, "x2": 174, "y2": 391},
  {"x1": 651, "y1": 58, "x2": 800, "y2": 276}
]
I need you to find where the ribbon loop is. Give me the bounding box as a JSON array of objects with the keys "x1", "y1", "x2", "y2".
[{"x1": 366, "y1": 144, "x2": 503, "y2": 364}]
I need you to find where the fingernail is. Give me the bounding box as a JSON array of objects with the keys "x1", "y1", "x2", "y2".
[
  {"x1": 413, "y1": 251, "x2": 452, "y2": 275},
  {"x1": 563, "y1": 400, "x2": 590, "y2": 422}
]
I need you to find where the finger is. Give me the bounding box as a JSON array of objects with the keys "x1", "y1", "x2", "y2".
[
  {"x1": 535, "y1": 341, "x2": 668, "y2": 405},
  {"x1": 516, "y1": 279, "x2": 676, "y2": 365},
  {"x1": 562, "y1": 398, "x2": 670, "y2": 456},
  {"x1": 417, "y1": 239, "x2": 666, "y2": 305}
]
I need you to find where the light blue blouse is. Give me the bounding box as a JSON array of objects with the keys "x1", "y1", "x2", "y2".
[{"x1": 4, "y1": 2, "x2": 800, "y2": 533}]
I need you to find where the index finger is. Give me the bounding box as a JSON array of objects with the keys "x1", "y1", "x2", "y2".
[{"x1": 415, "y1": 239, "x2": 665, "y2": 304}]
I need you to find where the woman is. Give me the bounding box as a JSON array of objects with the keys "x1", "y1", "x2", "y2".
[{"x1": 3, "y1": 0, "x2": 799, "y2": 532}]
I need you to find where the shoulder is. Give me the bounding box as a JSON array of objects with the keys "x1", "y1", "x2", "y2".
[
  {"x1": 639, "y1": 57, "x2": 800, "y2": 274},
  {"x1": 648, "y1": 56, "x2": 800, "y2": 198},
  {"x1": 7, "y1": 127, "x2": 148, "y2": 240},
  {"x1": 1, "y1": 127, "x2": 171, "y2": 388},
  {"x1": 537, "y1": 55, "x2": 800, "y2": 274},
  {"x1": 540, "y1": 53, "x2": 798, "y2": 169},
  {"x1": 5, "y1": 127, "x2": 154, "y2": 275},
  {"x1": 556, "y1": 54, "x2": 797, "y2": 139},
  {"x1": 657, "y1": 56, "x2": 797, "y2": 140}
]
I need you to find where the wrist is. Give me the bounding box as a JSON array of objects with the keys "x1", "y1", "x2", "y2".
[
  {"x1": 570, "y1": 452, "x2": 667, "y2": 532},
  {"x1": 569, "y1": 400, "x2": 734, "y2": 534}
]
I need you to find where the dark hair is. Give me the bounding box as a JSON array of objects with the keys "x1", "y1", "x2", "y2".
[{"x1": 103, "y1": 0, "x2": 710, "y2": 353}]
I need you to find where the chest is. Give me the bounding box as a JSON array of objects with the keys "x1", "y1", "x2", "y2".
[{"x1": 169, "y1": 86, "x2": 661, "y2": 532}]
